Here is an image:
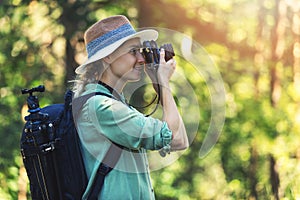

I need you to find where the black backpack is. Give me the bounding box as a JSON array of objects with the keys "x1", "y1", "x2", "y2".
[{"x1": 20, "y1": 85, "x2": 122, "y2": 200}]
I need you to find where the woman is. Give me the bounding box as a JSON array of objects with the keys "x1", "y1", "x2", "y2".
[{"x1": 73, "y1": 15, "x2": 188, "y2": 200}]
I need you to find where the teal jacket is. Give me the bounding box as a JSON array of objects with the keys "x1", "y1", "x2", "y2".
[{"x1": 76, "y1": 83, "x2": 172, "y2": 200}]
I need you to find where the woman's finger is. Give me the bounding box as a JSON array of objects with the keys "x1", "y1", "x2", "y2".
[
  {"x1": 166, "y1": 58, "x2": 176, "y2": 69},
  {"x1": 160, "y1": 48, "x2": 166, "y2": 64}
]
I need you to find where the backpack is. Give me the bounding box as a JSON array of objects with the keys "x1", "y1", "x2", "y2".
[{"x1": 20, "y1": 85, "x2": 122, "y2": 200}]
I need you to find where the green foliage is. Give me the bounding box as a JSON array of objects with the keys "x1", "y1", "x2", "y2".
[
  {"x1": 0, "y1": 0, "x2": 134, "y2": 198},
  {"x1": 1, "y1": 0, "x2": 300, "y2": 199}
]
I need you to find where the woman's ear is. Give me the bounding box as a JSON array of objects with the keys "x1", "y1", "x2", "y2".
[{"x1": 103, "y1": 55, "x2": 113, "y2": 64}]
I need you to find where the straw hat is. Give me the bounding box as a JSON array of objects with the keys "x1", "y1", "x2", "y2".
[{"x1": 75, "y1": 15, "x2": 158, "y2": 74}]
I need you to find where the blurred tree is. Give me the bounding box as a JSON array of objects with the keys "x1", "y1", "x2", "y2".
[
  {"x1": 0, "y1": 0, "x2": 133, "y2": 199},
  {"x1": 1, "y1": 0, "x2": 300, "y2": 199},
  {"x1": 137, "y1": 0, "x2": 300, "y2": 199}
]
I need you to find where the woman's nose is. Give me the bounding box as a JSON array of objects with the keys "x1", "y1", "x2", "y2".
[{"x1": 136, "y1": 52, "x2": 145, "y2": 64}]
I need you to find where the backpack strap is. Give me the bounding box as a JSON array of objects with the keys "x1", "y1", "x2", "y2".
[
  {"x1": 72, "y1": 91, "x2": 116, "y2": 120},
  {"x1": 87, "y1": 142, "x2": 123, "y2": 200},
  {"x1": 71, "y1": 91, "x2": 123, "y2": 200}
]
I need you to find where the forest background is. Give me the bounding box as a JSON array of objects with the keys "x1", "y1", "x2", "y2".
[{"x1": 1, "y1": 0, "x2": 300, "y2": 199}]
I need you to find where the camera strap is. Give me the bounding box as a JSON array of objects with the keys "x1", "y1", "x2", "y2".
[
  {"x1": 98, "y1": 81, "x2": 130, "y2": 106},
  {"x1": 98, "y1": 80, "x2": 160, "y2": 116}
]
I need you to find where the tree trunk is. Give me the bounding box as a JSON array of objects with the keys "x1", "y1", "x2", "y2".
[
  {"x1": 292, "y1": 7, "x2": 300, "y2": 95},
  {"x1": 249, "y1": 147, "x2": 258, "y2": 199},
  {"x1": 270, "y1": 0, "x2": 287, "y2": 107},
  {"x1": 59, "y1": 2, "x2": 80, "y2": 89},
  {"x1": 65, "y1": 39, "x2": 77, "y2": 86},
  {"x1": 253, "y1": 1, "x2": 266, "y2": 99},
  {"x1": 270, "y1": 155, "x2": 280, "y2": 200}
]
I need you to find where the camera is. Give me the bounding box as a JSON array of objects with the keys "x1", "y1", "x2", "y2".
[{"x1": 141, "y1": 40, "x2": 175, "y2": 69}]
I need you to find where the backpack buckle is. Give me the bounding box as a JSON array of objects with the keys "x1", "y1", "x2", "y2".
[
  {"x1": 98, "y1": 163, "x2": 112, "y2": 176},
  {"x1": 40, "y1": 142, "x2": 55, "y2": 153}
]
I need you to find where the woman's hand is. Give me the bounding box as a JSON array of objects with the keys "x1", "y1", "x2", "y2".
[
  {"x1": 157, "y1": 48, "x2": 176, "y2": 85},
  {"x1": 144, "y1": 48, "x2": 176, "y2": 94}
]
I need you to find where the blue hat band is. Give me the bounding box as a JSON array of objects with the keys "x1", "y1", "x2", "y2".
[{"x1": 86, "y1": 23, "x2": 136, "y2": 58}]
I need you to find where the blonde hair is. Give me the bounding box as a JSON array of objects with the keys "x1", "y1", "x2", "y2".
[{"x1": 72, "y1": 60, "x2": 108, "y2": 98}]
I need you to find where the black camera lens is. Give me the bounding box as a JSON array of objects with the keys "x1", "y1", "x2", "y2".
[{"x1": 142, "y1": 40, "x2": 175, "y2": 68}]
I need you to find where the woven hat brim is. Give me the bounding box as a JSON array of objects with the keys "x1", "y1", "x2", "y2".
[{"x1": 75, "y1": 29, "x2": 158, "y2": 74}]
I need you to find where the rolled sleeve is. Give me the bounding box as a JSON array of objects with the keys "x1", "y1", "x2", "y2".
[{"x1": 153, "y1": 122, "x2": 172, "y2": 149}]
